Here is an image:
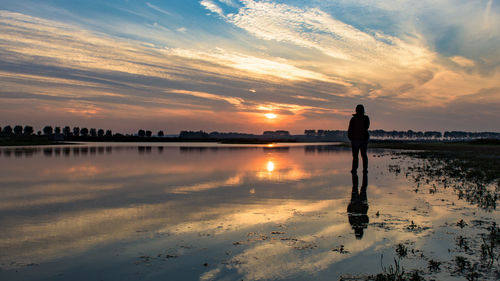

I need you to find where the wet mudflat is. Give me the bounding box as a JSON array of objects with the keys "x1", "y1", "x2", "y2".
[{"x1": 0, "y1": 142, "x2": 498, "y2": 281}]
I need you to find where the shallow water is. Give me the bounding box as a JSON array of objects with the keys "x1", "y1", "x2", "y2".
[{"x1": 0, "y1": 143, "x2": 498, "y2": 280}]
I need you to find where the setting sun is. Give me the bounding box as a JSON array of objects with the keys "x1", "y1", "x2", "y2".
[{"x1": 265, "y1": 113, "x2": 277, "y2": 119}]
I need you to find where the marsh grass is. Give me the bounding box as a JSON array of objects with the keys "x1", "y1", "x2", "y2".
[
  {"x1": 394, "y1": 146, "x2": 500, "y2": 210},
  {"x1": 373, "y1": 143, "x2": 500, "y2": 281}
]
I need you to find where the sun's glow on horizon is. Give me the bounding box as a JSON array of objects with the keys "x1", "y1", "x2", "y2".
[{"x1": 265, "y1": 113, "x2": 277, "y2": 119}]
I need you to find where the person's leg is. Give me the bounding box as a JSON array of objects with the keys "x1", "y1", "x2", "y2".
[
  {"x1": 360, "y1": 172, "x2": 368, "y2": 202},
  {"x1": 351, "y1": 141, "x2": 360, "y2": 173},
  {"x1": 360, "y1": 141, "x2": 368, "y2": 172}
]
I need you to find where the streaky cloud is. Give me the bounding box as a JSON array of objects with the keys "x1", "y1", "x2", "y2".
[{"x1": 145, "y1": 2, "x2": 175, "y2": 17}]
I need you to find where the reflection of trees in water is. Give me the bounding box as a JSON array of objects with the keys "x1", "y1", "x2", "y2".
[
  {"x1": 304, "y1": 145, "x2": 349, "y2": 154},
  {"x1": 1, "y1": 144, "x2": 349, "y2": 157},
  {"x1": 0, "y1": 146, "x2": 170, "y2": 157},
  {"x1": 138, "y1": 146, "x2": 152, "y2": 154},
  {"x1": 390, "y1": 151, "x2": 499, "y2": 211},
  {"x1": 0, "y1": 146, "x2": 119, "y2": 158}
]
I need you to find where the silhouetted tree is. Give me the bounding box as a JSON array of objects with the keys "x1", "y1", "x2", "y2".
[
  {"x1": 14, "y1": 125, "x2": 23, "y2": 135},
  {"x1": 304, "y1": 130, "x2": 316, "y2": 136},
  {"x1": 424, "y1": 131, "x2": 442, "y2": 139},
  {"x1": 180, "y1": 130, "x2": 209, "y2": 138},
  {"x1": 263, "y1": 130, "x2": 290, "y2": 137},
  {"x1": 406, "y1": 130, "x2": 415, "y2": 139},
  {"x1": 73, "y1": 127, "x2": 80, "y2": 137},
  {"x1": 105, "y1": 130, "x2": 112, "y2": 137},
  {"x1": 157, "y1": 130, "x2": 164, "y2": 137},
  {"x1": 23, "y1": 125, "x2": 34, "y2": 135},
  {"x1": 97, "y1": 129, "x2": 104, "y2": 137},
  {"x1": 146, "y1": 130, "x2": 152, "y2": 137},
  {"x1": 90, "y1": 128, "x2": 97, "y2": 137},
  {"x1": 63, "y1": 126, "x2": 71, "y2": 137},
  {"x1": 3, "y1": 125, "x2": 13, "y2": 135},
  {"x1": 54, "y1": 127, "x2": 61, "y2": 134},
  {"x1": 37, "y1": 131, "x2": 42, "y2": 136},
  {"x1": 80, "y1": 128, "x2": 89, "y2": 137},
  {"x1": 138, "y1": 129, "x2": 145, "y2": 137},
  {"x1": 43, "y1": 126, "x2": 53, "y2": 135}
]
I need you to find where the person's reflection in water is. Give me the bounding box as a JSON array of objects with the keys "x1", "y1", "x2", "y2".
[{"x1": 347, "y1": 172, "x2": 369, "y2": 239}]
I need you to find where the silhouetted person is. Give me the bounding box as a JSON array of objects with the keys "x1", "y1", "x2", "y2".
[
  {"x1": 348, "y1": 104, "x2": 370, "y2": 173},
  {"x1": 347, "y1": 172, "x2": 369, "y2": 239}
]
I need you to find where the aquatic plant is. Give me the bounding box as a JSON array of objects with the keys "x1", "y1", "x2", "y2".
[
  {"x1": 395, "y1": 243, "x2": 408, "y2": 258},
  {"x1": 377, "y1": 255, "x2": 405, "y2": 281},
  {"x1": 427, "y1": 259, "x2": 441, "y2": 272},
  {"x1": 392, "y1": 148, "x2": 500, "y2": 211},
  {"x1": 480, "y1": 223, "x2": 500, "y2": 268}
]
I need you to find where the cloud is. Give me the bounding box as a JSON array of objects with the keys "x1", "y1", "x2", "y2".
[
  {"x1": 168, "y1": 89, "x2": 244, "y2": 106},
  {"x1": 1, "y1": 0, "x2": 500, "y2": 133},
  {"x1": 198, "y1": 0, "x2": 442, "y2": 98},
  {"x1": 169, "y1": 47, "x2": 334, "y2": 82},
  {"x1": 450, "y1": 56, "x2": 476, "y2": 68},
  {"x1": 145, "y1": 2, "x2": 174, "y2": 17},
  {"x1": 200, "y1": 0, "x2": 224, "y2": 16},
  {"x1": 218, "y1": 0, "x2": 239, "y2": 7},
  {"x1": 205, "y1": 1, "x2": 432, "y2": 64},
  {"x1": 1, "y1": 10, "x2": 349, "y2": 132}
]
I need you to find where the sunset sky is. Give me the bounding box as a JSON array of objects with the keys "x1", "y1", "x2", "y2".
[{"x1": 1, "y1": 0, "x2": 499, "y2": 134}]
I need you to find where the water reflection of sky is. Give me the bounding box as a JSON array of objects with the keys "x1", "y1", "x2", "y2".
[{"x1": 0, "y1": 143, "x2": 497, "y2": 280}]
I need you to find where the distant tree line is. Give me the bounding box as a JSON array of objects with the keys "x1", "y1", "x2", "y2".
[
  {"x1": 2, "y1": 124, "x2": 499, "y2": 142},
  {"x1": 370, "y1": 130, "x2": 442, "y2": 140},
  {"x1": 179, "y1": 130, "x2": 259, "y2": 139},
  {"x1": 179, "y1": 130, "x2": 292, "y2": 140},
  {"x1": 304, "y1": 129, "x2": 500, "y2": 140},
  {"x1": 263, "y1": 130, "x2": 291, "y2": 137},
  {"x1": 304, "y1": 130, "x2": 347, "y2": 140},
  {"x1": 0, "y1": 125, "x2": 167, "y2": 140}
]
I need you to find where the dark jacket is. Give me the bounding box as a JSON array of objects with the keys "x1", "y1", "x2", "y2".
[{"x1": 348, "y1": 114, "x2": 370, "y2": 141}]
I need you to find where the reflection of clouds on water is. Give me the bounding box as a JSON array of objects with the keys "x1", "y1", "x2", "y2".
[
  {"x1": 0, "y1": 144, "x2": 350, "y2": 268},
  {"x1": 219, "y1": 208, "x2": 413, "y2": 281},
  {"x1": 0, "y1": 198, "x2": 341, "y2": 269},
  {"x1": 167, "y1": 200, "x2": 335, "y2": 236},
  {"x1": 168, "y1": 175, "x2": 243, "y2": 194},
  {"x1": 1, "y1": 144, "x2": 484, "y2": 280}
]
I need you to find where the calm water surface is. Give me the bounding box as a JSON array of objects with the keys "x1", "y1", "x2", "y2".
[{"x1": 0, "y1": 143, "x2": 497, "y2": 280}]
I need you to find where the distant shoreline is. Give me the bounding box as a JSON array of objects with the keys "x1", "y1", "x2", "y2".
[
  {"x1": 1, "y1": 137, "x2": 499, "y2": 150},
  {"x1": 365, "y1": 138, "x2": 500, "y2": 151}
]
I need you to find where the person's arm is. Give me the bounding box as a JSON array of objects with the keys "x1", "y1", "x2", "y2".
[
  {"x1": 348, "y1": 118, "x2": 353, "y2": 141},
  {"x1": 365, "y1": 116, "x2": 370, "y2": 130}
]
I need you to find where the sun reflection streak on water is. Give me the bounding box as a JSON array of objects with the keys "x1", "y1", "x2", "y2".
[{"x1": 266, "y1": 160, "x2": 275, "y2": 172}]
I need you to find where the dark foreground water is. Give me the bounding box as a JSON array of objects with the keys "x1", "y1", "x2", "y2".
[{"x1": 0, "y1": 143, "x2": 498, "y2": 280}]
